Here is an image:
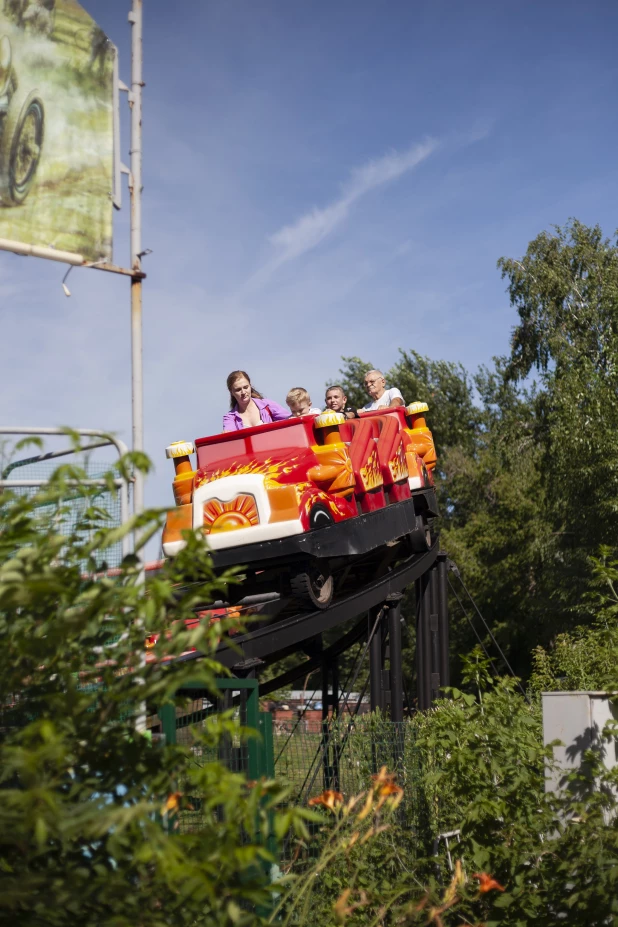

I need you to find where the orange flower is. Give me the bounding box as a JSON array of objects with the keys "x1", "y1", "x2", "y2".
[
  {"x1": 371, "y1": 768, "x2": 403, "y2": 798},
  {"x1": 334, "y1": 888, "x2": 352, "y2": 922},
  {"x1": 378, "y1": 781, "x2": 403, "y2": 798},
  {"x1": 473, "y1": 873, "x2": 505, "y2": 893},
  {"x1": 333, "y1": 888, "x2": 368, "y2": 923},
  {"x1": 308, "y1": 789, "x2": 344, "y2": 811},
  {"x1": 163, "y1": 791, "x2": 182, "y2": 814},
  {"x1": 371, "y1": 766, "x2": 397, "y2": 786}
]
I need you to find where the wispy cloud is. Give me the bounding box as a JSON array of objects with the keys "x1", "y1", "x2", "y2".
[{"x1": 247, "y1": 137, "x2": 438, "y2": 289}]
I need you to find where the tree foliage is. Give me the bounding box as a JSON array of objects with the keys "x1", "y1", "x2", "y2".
[
  {"x1": 0, "y1": 462, "x2": 318, "y2": 926},
  {"x1": 333, "y1": 220, "x2": 618, "y2": 678}
]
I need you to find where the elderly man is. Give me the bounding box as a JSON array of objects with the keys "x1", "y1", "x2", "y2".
[{"x1": 361, "y1": 369, "x2": 404, "y2": 411}]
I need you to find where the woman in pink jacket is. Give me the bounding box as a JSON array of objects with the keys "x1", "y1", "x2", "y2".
[{"x1": 222, "y1": 370, "x2": 290, "y2": 432}]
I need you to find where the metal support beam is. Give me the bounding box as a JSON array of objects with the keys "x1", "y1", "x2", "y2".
[
  {"x1": 321, "y1": 653, "x2": 340, "y2": 790},
  {"x1": 387, "y1": 595, "x2": 404, "y2": 723},
  {"x1": 369, "y1": 605, "x2": 384, "y2": 713},
  {"x1": 429, "y1": 566, "x2": 441, "y2": 703},
  {"x1": 415, "y1": 572, "x2": 432, "y2": 711},
  {"x1": 437, "y1": 552, "x2": 450, "y2": 691},
  {"x1": 416, "y1": 555, "x2": 450, "y2": 710}
]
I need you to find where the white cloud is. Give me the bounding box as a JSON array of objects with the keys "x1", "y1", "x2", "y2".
[{"x1": 248, "y1": 137, "x2": 438, "y2": 288}]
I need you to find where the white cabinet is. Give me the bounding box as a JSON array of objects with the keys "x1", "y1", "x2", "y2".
[{"x1": 542, "y1": 691, "x2": 618, "y2": 805}]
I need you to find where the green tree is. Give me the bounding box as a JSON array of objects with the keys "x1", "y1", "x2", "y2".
[
  {"x1": 498, "y1": 219, "x2": 618, "y2": 618},
  {"x1": 440, "y1": 366, "x2": 557, "y2": 675},
  {"x1": 333, "y1": 351, "x2": 480, "y2": 459},
  {"x1": 530, "y1": 546, "x2": 618, "y2": 692}
]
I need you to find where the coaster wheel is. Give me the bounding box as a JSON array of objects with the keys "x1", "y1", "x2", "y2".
[
  {"x1": 290, "y1": 564, "x2": 333, "y2": 610},
  {"x1": 409, "y1": 515, "x2": 432, "y2": 553},
  {"x1": 309, "y1": 502, "x2": 333, "y2": 530}
]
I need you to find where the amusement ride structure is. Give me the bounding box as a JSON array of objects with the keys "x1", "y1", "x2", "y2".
[{"x1": 161, "y1": 404, "x2": 450, "y2": 719}]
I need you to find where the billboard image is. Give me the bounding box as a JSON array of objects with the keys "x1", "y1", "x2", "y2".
[{"x1": 0, "y1": 1, "x2": 114, "y2": 262}]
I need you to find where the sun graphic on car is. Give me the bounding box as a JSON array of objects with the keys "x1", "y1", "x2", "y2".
[{"x1": 203, "y1": 493, "x2": 259, "y2": 534}]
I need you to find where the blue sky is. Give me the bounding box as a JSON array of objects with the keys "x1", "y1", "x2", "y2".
[{"x1": 2, "y1": 0, "x2": 618, "y2": 526}]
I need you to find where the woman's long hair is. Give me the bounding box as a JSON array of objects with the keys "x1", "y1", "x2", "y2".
[{"x1": 227, "y1": 370, "x2": 263, "y2": 410}]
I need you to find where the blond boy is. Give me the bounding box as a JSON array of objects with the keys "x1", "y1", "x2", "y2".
[{"x1": 286, "y1": 387, "x2": 322, "y2": 417}]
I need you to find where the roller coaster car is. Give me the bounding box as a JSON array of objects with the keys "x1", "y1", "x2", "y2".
[{"x1": 162, "y1": 404, "x2": 439, "y2": 610}]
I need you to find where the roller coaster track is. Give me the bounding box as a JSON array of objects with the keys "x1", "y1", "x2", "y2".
[{"x1": 177, "y1": 539, "x2": 440, "y2": 681}]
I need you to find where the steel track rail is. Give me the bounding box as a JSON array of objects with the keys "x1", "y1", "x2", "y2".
[
  {"x1": 176, "y1": 540, "x2": 439, "y2": 670},
  {"x1": 258, "y1": 615, "x2": 368, "y2": 697}
]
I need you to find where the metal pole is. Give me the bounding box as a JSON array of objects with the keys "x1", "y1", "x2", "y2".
[
  {"x1": 331, "y1": 657, "x2": 340, "y2": 791},
  {"x1": 129, "y1": 0, "x2": 144, "y2": 534},
  {"x1": 321, "y1": 656, "x2": 332, "y2": 789},
  {"x1": 415, "y1": 574, "x2": 432, "y2": 711},
  {"x1": 387, "y1": 596, "x2": 404, "y2": 724},
  {"x1": 321, "y1": 657, "x2": 329, "y2": 725},
  {"x1": 429, "y1": 566, "x2": 441, "y2": 703},
  {"x1": 369, "y1": 606, "x2": 383, "y2": 713},
  {"x1": 128, "y1": 0, "x2": 146, "y2": 735},
  {"x1": 437, "y1": 553, "x2": 450, "y2": 691},
  {"x1": 331, "y1": 657, "x2": 339, "y2": 718}
]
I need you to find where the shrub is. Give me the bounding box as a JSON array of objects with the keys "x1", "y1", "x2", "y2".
[{"x1": 0, "y1": 457, "x2": 315, "y2": 926}]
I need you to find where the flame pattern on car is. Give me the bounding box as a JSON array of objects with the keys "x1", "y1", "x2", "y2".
[
  {"x1": 306, "y1": 446, "x2": 356, "y2": 493},
  {"x1": 359, "y1": 448, "x2": 382, "y2": 492},
  {"x1": 298, "y1": 483, "x2": 357, "y2": 526},
  {"x1": 195, "y1": 456, "x2": 303, "y2": 489},
  {"x1": 388, "y1": 441, "x2": 409, "y2": 483}
]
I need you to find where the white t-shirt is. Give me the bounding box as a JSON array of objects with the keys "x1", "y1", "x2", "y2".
[{"x1": 362, "y1": 387, "x2": 404, "y2": 412}]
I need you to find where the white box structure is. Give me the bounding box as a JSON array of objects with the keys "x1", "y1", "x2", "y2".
[{"x1": 542, "y1": 692, "x2": 618, "y2": 800}]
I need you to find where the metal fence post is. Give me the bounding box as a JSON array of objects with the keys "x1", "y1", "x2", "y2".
[{"x1": 158, "y1": 703, "x2": 176, "y2": 746}]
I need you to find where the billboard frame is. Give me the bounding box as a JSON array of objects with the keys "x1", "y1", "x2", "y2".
[{"x1": 0, "y1": 0, "x2": 146, "y2": 550}]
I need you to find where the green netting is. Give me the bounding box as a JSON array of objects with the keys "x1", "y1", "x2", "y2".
[
  {"x1": 169, "y1": 705, "x2": 432, "y2": 853},
  {"x1": 274, "y1": 716, "x2": 426, "y2": 821},
  {"x1": 168, "y1": 696, "x2": 255, "y2": 835},
  {"x1": 2, "y1": 459, "x2": 127, "y2": 569}
]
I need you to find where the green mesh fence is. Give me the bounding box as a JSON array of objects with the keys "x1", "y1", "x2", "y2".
[
  {"x1": 166, "y1": 701, "x2": 433, "y2": 855},
  {"x1": 2, "y1": 459, "x2": 126, "y2": 569},
  {"x1": 274, "y1": 716, "x2": 429, "y2": 838}
]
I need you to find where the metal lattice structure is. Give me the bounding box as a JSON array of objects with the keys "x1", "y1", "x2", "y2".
[
  {"x1": 3, "y1": 459, "x2": 127, "y2": 569},
  {"x1": 0, "y1": 427, "x2": 131, "y2": 569}
]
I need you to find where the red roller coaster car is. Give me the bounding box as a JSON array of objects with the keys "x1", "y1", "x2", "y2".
[{"x1": 162, "y1": 404, "x2": 438, "y2": 609}]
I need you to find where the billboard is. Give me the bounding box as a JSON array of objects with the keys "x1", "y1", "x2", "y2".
[{"x1": 0, "y1": 1, "x2": 114, "y2": 263}]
